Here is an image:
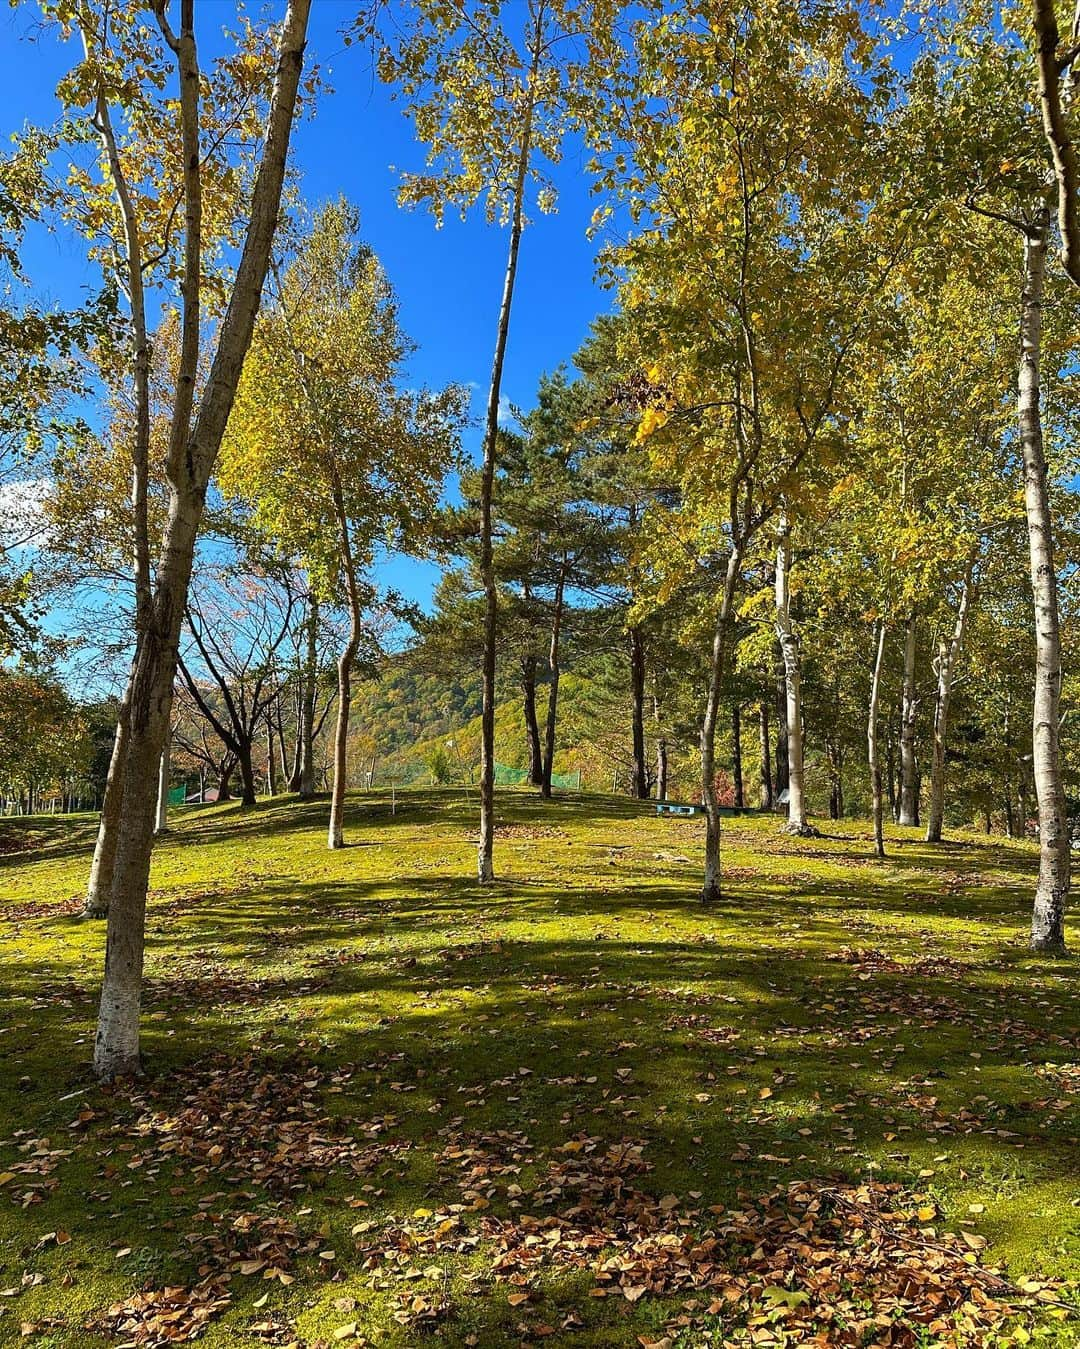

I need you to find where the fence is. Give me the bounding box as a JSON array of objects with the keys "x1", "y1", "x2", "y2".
[{"x1": 493, "y1": 762, "x2": 582, "y2": 791}]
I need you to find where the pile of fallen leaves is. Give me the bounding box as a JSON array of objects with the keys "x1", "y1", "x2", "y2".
[
  {"x1": 114, "y1": 1053, "x2": 367, "y2": 1194},
  {"x1": 360, "y1": 1134, "x2": 1068, "y2": 1346},
  {"x1": 17, "y1": 1055, "x2": 1071, "y2": 1347},
  {"x1": 87, "y1": 1055, "x2": 382, "y2": 1346},
  {"x1": 99, "y1": 1278, "x2": 232, "y2": 1346},
  {"x1": 141, "y1": 957, "x2": 326, "y2": 1010},
  {"x1": 0, "y1": 894, "x2": 83, "y2": 923},
  {"x1": 828, "y1": 946, "x2": 971, "y2": 978}
]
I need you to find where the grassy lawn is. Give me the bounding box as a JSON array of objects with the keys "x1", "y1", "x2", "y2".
[{"x1": 1, "y1": 789, "x2": 1078, "y2": 1347}]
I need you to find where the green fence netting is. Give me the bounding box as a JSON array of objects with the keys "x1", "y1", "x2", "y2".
[
  {"x1": 493, "y1": 762, "x2": 581, "y2": 790},
  {"x1": 168, "y1": 785, "x2": 187, "y2": 805}
]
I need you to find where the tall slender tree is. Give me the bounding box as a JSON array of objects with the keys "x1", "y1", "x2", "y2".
[
  {"x1": 220, "y1": 202, "x2": 463, "y2": 849},
  {"x1": 372, "y1": 0, "x2": 601, "y2": 879},
  {"x1": 45, "y1": 0, "x2": 315, "y2": 1078}
]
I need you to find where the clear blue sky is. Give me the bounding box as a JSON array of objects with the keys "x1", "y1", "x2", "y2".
[{"x1": 0, "y1": 1, "x2": 610, "y2": 610}]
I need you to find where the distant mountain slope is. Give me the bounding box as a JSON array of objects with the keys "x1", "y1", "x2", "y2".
[{"x1": 348, "y1": 655, "x2": 644, "y2": 793}]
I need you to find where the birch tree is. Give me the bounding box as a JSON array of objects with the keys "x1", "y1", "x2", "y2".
[
  {"x1": 219, "y1": 202, "x2": 463, "y2": 849},
  {"x1": 368, "y1": 0, "x2": 600, "y2": 880},
  {"x1": 37, "y1": 0, "x2": 315, "y2": 1077},
  {"x1": 600, "y1": 0, "x2": 894, "y2": 900},
  {"x1": 908, "y1": 15, "x2": 1079, "y2": 948}
]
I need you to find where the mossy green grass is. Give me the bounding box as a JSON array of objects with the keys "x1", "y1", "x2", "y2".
[{"x1": 1, "y1": 791, "x2": 1078, "y2": 1346}]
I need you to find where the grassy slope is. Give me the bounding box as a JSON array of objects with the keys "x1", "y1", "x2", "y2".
[{"x1": 1, "y1": 792, "x2": 1079, "y2": 1347}]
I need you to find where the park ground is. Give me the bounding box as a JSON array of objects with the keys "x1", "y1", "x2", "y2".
[{"x1": 1, "y1": 790, "x2": 1079, "y2": 1348}]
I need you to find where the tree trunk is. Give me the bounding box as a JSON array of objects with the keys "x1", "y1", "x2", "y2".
[
  {"x1": 218, "y1": 759, "x2": 234, "y2": 802},
  {"x1": 521, "y1": 654, "x2": 543, "y2": 786},
  {"x1": 827, "y1": 739, "x2": 844, "y2": 819},
  {"x1": 238, "y1": 742, "x2": 257, "y2": 809},
  {"x1": 1019, "y1": 215, "x2": 1070, "y2": 953},
  {"x1": 327, "y1": 634, "x2": 358, "y2": 848},
  {"x1": 898, "y1": 612, "x2": 920, "y2": 826},
  {"x1": 84, "y1": 701, "x2": 130, "y2": 918},
  {"x1": 476, "y1": 23, "x2": 541, "y2": 882},
  {"x1": 774, "y1": 517, "x2": 809, "y2": 832},
  {"x1": 701, "y1": 551, "x2": 742, "y2": 904},
  {"x1": 541, "y1": 563, "x2": 567, "y2": 800},
  {"x1": 92, "y1": 0, "x2": 312, "y2": 1080},
  {"x1": 328, "y1": 475, "x2": 362, "y2": 851},
  {"x1": 924, "y1": 560, "x2": 974, "y2": 844},
  {"x1": 266, "y1": 713, "x2": 277, "y2": 795},
  {"x1": 759, "y1": 701, "x2": 773, "y2": 810},
  {"x1": 773, "y1": 642, "x2": 789, "y2": 807},
  {"x1": 655, "y1": 736, "x2": 668, "y2": 802},
  {"x1": 629, "y1": 625, "x2": 648, "y2": 798},
  {"x1": 868, "y1": 621, "x2": 887, "y2": 859},
  {"x1": 731, "y1": 703, "x2": 744, "y2": 808},
  {"x1": 1033, "y1": 0, "x2": 1080, "y2": 286},
  {"x1": 154, "y1": 729, "x2": 170, "y2": 835},
  {"x1": 298, "y1": 594, "x2": 318, "y2": 798}
]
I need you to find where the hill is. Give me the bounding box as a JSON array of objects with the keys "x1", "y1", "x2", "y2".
[
  {"x1": 348, "y1": 655, "x2": 691, "y2": 796},
  {"x1": 1, "y1": 792, "x2": 1077, "y2": 1346}
]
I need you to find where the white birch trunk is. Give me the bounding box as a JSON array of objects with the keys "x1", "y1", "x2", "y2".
[
  {"x1": 898, "y1": 612, "x2": 919, "y2": 827},
  {"x1": 476, "y1": 22, "x2": 542, "y2": 881},
  {"x1": 93, "y1": 0, "x2": 312, "y2": 1080},
  {"x1": 154, "y1": 729, "x2": 170, "y2": 836},
  {"x1": 1019, "y1": 215, "x2": 1070, "y2": 953},
  {"x1": 868, "y1": 621, "x2": 887, "y2": 860},
  {"x1": 700, "y1": 550, "x2": 742, "y2": 903},
  {"x1": 774, "y1": 516, "x2": 810, "y2": 833},
  {"x1": 924, "y1": 562, "x2": 974, "y2": 844}
]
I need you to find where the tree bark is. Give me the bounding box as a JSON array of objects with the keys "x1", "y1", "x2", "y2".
[
  {"x1": 868, "y1": 621, "x2": 887, "y2": 859},
  {"x1": 1019, "y1": 214, "x2": 1070, "y2": 953},
  {"x1": 701, "y1": 550, "x2": 742, "y2": 904},
  {"x1": 629, "y1": 624, "x2": 648, "y2": 798},
  {"x1": 521, "y1": 654, "x2": 543, "y2": 785},
  {"x1": 93, "y1": 0, "x2": 312, "y2": 1080},
  {"x1": 328, "y1": 474, "x2": 362, "y2": 850},
  {"x1": 476, "y1": 17, "x2": 542, "y2": 881},
  {"x1": 898, "y1": 612, "x2": 920, "y2": 826},
  {"x1": 924, "y1": 560, "x2": 974, "y2": 844},
  {"x1": 730, "y1": 702, "x2": 744, "y2": 808},
  {"x1": 266, "y1": 711, "x2": 277, "y2": 796},
  {"x1": 80, "y1": 1, "x2": 155, "y2": 923},
  {"x1": 84, "y1": 700, "x2": 129, "y2": 918},
  {"x1": 238, "y1": 741, "x2": 257, "y2": 809},
  {"x1": 826, "y1": 738, "x2": 843, "y2": 819},
  {"x1": 1033, "y1": 0, "x2": 1080, "y2": 285},
  {"x1": 774, "y1": 517, "x2": 809, "y2": 832},
  {"x1": 759, "y1": 701, "x2": 773, "y2": 810},
  {"x1": 541, "y1": 561, "x2": 567, "y2": 800},
  {"x1": 154, "y1": 729, "x2": 170, "y2": 835},
  {"x1": 298, "y1": 592, "x2": 318, "y2": 797},
  {"x1": 773, "y1": 643, "x2": 789, "y2": 807}
]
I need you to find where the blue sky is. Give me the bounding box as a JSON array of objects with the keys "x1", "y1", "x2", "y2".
[{"x1": 0, "y1": 1, "x2": 611, "y2": 610}]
